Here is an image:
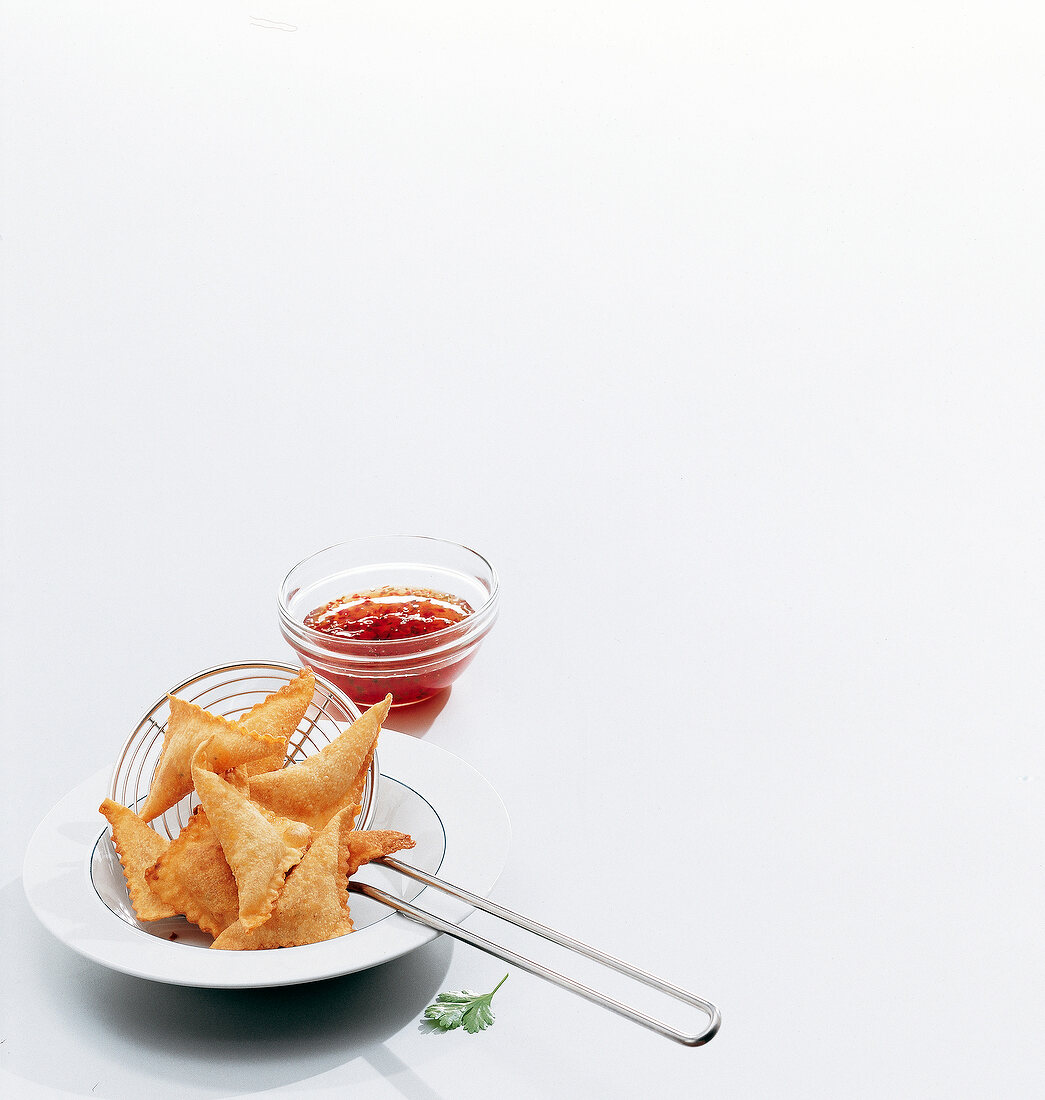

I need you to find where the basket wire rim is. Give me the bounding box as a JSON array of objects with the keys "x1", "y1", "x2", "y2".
[{"x1": 109, "y1": 659, "x2": 379, "y2": 835}]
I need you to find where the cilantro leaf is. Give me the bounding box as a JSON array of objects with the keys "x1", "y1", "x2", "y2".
[{"x1": 423, "y1": 974, "x2": 509, "y2": 1034}]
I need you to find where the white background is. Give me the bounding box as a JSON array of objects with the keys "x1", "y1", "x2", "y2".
[{"x1": 2, "y1": 2, "x2": 1043, "y2": 1097}]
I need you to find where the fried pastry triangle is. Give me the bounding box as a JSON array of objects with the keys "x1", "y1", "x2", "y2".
[
  {"x1": 99, "y1": 798, "x2": 178, "y2": 921},
  {"x1": 238, "y1": 669, "x2": 316, "y2": 775},
  {"x1": 211, "y1": 814, "x2": 416, "y2": 950},
  {"x1": 248, "y1": 695, "x2": 390, "y2": 831},
  {"x1": 137, "y1": 696, "x2": 284, "y2": 822},
  {"x1": 145, "y1": 807, "x2": 240, "y2": 937},
  {"x1": 344, "y1": 828, "x2": 416, "y2": 878},
  {"x1": 195, "y1": 726, "x2": 287, "y2": 776},
  {"x1": 210, "y1": 806, "x2": 357, "y2": 950},
  {"x1": 191, "y1": 750, "x2": 311, "y2": 930}
]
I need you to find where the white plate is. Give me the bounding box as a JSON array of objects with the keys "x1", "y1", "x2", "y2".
[{"x1": 23, "y1": 730, "x2": 510, "y2": 988}]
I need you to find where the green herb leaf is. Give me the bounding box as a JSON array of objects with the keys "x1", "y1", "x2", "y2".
[{"x1": 423, "y1": 974, "x2": 509, "y2": 1033}]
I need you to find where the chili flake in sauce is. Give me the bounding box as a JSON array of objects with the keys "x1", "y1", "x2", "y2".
[{"x1": 304, "y1": 586, "x2": 474, "y2": 641}]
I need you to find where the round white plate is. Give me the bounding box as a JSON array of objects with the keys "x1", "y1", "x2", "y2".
[{"x1": 23, "y1": 730, "x2": 510, "y2": 988}]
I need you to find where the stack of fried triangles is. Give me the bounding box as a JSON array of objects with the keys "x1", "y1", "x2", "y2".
[{"x1": 99, "y1": 670, "x2": 413, "y2": 949}]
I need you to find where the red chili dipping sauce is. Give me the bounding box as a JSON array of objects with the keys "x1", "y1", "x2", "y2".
[
  {"x1": 300, "y1": 586, "x2": 478, "y2": 706},
  {"x1": 304, "y1": 587, "x2": 474, "y2": 642}
]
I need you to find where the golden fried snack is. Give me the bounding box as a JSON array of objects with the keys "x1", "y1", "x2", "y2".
[
  {"x1": 191, "y1": 750, "x2": 311, "y2": 930},
  {"x1": 99, "y1": 799, "x2": 178, "y2": 921},
  {"x1": 211, "y1": 806, "x2": 357, "y2": 950},
  {"x1": 224, "y1": 765, "x2": 251, "y2": 795},
  {"x1": 248, "y1": 695, "x2": 391, "y2": 831},
  {"x1": 341, "y1": 741, "x2": 376, "y2": 826},
  {"x1": 344, "y1": 828, "x2": 416, "y2": 878},
  {"x1": 238, "y1": 668, "x2": 316, "y2": 775},
  {"x1": 194, "y1": 726, "x2": 287, "y2": 777},
  {"x1": 145, "y1": 807, "x2": 240, "y2": 937},
  {"x1": 211, "y1": 813, "x2": 416, "y2": 950},
  {"x1": 138, "y1": 696, "x2": 284, "y2": 822}
]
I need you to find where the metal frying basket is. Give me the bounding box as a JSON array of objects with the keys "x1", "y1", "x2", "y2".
[
  {"x1": 108, "y1": 660, "x2": 379, "y2": 838},
  {"x1": 104, "y1": 661, "x2": 718, "y2": 1046}
]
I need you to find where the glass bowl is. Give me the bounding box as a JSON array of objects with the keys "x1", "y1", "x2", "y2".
[{"x1": 278, "y1": 536, "x2": 499, "y2": 707}]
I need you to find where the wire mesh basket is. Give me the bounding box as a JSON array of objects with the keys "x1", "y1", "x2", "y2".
[
  {"x1": 108, "y1": 660, "x2": 379, "y2": 839},
  {"x1": 100, "y1": 661, "x2": 720, "y2": 1045}
]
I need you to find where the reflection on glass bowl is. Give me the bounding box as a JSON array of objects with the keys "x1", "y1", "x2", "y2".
[{"x1": 279, "y1": 536, "x2": 499, "y2": 707}]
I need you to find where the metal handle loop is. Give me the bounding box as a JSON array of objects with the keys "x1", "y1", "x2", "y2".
[{"x1": 350, "y1": 857, "x2": 721, "y2": 1047}]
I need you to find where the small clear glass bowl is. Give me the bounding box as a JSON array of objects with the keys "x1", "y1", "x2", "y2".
[{"x1": 278, "y1": 536, "x2": 499, "y2": 707}]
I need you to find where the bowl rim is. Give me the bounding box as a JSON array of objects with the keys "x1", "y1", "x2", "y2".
[{"x1": 278, "y1": 535, "x2": 500, "y2": 656}]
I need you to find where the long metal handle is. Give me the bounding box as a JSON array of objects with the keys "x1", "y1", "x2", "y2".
[{"x1": 349, "y1": 857, "x2": 721, "y2": 1047}]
